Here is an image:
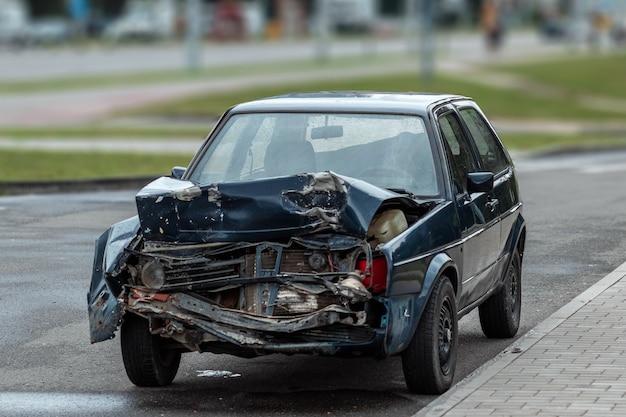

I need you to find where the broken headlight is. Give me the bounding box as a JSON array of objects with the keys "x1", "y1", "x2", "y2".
[{"x1": 140, "y1": 260, "x2": 166, "y2": 289}]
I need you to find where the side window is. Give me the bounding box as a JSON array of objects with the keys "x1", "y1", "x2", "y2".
[
  {"x1": 438, "y1": 113, "x2": 478, "y2": 195},
  {"x1": 459, "y1": 108, "x2": 509, "y2": 174}
]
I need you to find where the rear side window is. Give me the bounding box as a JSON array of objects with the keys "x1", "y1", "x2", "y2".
[{"x1": 459, "y1": 108, "x2": 509, "y2": 174}]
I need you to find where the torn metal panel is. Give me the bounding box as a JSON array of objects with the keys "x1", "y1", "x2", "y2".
[
  {"x1": 126, "y1": 268, "x2": 374, "y2": 351},
  {"x1": 88, "y1": 287, "x2": 122, "y2": 343},
  {"x1": 88, "y1": 218, "x2": 143, "y2": 343},
  {"x1": 126, "y1": 287, "x2": 377, "y2": 355},
  {"x1": 102, "y1": 216, "x2": 141, "y2": 275},
  {"x1": 129, "y1": 290, "x2": 366, "y2": 334}
]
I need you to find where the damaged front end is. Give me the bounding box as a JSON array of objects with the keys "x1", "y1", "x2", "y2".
[
  {"x1": 89, "y1": 172, "x2": 425, "y2": 357},
  {"x1": 122, "y1": 236, "x2": 385, "y2": 356}
]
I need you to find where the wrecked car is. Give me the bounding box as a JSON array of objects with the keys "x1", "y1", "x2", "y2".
[{"x1": 88, "y1": 92, "x2": 525, "y2": 394}]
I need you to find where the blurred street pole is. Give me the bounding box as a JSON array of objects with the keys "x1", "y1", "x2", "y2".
[
  {"x1": 418, "y1": 0, "x2": 436, "y2": 86},
  {"x1": 363, "y1": 0, "x2": 380, "y2": 56},
  {"x1": 315, "y1": 0, "x2": 330, "y2": 62},
  {"x1": 280, "y1": 0, "x2": 297, "y2": 41},
  {"x1": 404, "y1": 0, "x2": 418, "y2": 52},
  {"x1": 186, "y1": 0, "x2": 202, "y2": 71}
]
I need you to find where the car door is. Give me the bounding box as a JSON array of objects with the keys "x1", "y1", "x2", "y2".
[
  {"x1": 436, "y1": 108, "x2": 502, "y2": 311},
  {"x1": 456, "y1": 102, "x2": 519, "y2": 282}
]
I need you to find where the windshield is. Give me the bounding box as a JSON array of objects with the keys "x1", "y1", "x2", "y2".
[{"x1": 189, "y1": 112, "x2": 440, "y2": 196}]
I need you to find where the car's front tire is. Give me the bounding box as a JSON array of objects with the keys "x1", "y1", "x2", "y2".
[
  {"x1": 479, "y1": 248, "x2": 522, "y2": 338},
  {"x1": 120, "y1": 313, "x2": 181, "y2": 387},
  {"x1": 402, "y1": 275, "x2": 458, "y2": 394}
]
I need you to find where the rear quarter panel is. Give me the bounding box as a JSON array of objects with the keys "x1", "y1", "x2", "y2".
[{"x1": 381, "y1": 201, "x2": 463, "y2": 355}]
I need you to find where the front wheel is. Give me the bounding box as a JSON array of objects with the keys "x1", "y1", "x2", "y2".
[
  {"x1": 120, "y1": 313, "x2": 181, "y2": 387},
  {"x1": 479, "y1": 248, "x2": 522, "y2": 338},
  {"x1": 402, "y1": 275, "x2": 458, "y2": 394}
]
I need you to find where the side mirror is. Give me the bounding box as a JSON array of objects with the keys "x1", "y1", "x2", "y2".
[
  {"x1": 171, "y1": 166, "x2": 187, "y2": 179},
  {"x1": 467, "y1": 172, "x2": 494, "y2": 193}
]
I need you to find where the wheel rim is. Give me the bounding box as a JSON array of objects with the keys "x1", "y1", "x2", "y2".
[
  {"x1": 438, "y1": 296, "x2": 454, "y2": 375},
  {"x1": 508, "y1": 262, "x2": 519, "y2": 313}
]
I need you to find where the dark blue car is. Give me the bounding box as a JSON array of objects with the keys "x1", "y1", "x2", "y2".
[{"x1": 88, "y1": 92, "x2": 526, "y2": 394}]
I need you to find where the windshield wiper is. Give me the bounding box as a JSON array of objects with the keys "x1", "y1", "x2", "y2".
[{"x1": 387, "y1": 188, "x2": 418, "y2": 199}]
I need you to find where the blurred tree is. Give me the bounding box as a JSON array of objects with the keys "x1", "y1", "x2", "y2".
[
  {"x1": 28, "y1": 0, "x2": 125, "y2": 18},
  {"x1": 466, "y1": 0, "x2": 481, "y2": 23},
  {"x1": 381, "y1": 0, "x2": 402, "y2": 15},
  {"x1": 93, "y1": 0, "x2": 125, "y2": 16},
  {"x1": 27, "y1": 0, "x2": 65, "y2": 17}
]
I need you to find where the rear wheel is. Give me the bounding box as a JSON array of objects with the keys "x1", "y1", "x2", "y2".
[
  {"x1": 479, "y1": 248, "x2": 522, "y2": 338},
  {"x1": 120, "y1": 313, "x2": 181, "y2": 387},
  {"x1": 402, "y1": 275, "x2": 458, "y2": 394}
]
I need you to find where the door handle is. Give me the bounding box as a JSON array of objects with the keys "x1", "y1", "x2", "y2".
[{"x1": 486, "y1": 198, "x2": 499, "y2": 212}]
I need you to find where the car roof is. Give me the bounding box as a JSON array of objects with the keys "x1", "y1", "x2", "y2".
[{"x1": 229, "y1": 91, "x2": 470, "y2": 116}]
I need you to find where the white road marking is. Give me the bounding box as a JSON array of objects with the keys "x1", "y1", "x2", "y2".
[
  {"x1": 514, "y1": 151, "x2": 626, "y2": 174},
  {"x1": 0, "y1": 392, "x2": 128, "y2": 414},
  {"x1": 580, "y1": 163, "x2": 626, "y2": 174}
]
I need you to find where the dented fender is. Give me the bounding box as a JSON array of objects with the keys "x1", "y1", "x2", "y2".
[
  {"x1": 87, "y1": 216, "x2": 140, "y2": 343},
  {"x1": 384, "y1": 253, "x2": 458, "y2": 355}
]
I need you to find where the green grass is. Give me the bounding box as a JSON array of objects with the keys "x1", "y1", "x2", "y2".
[
  {"x1": 133, "y1": 72, "x2": 620, "y2": 121},
  {"x1": 0, "y1": 150, "x2": 193, "y2": 181},
  {"x1": 0, "y1": 125, "x2": 209, "y2": 139},
  {"x1": 6, "y1": 67, "x2": 615, "y2": 142},
  {"x1": 495, "y1": 52, "x2": 626, "y2": 100}
]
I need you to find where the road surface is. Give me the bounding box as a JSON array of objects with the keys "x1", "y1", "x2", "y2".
[{"x1": 1, "y1": 150, "x2": 625, "y2": 416}]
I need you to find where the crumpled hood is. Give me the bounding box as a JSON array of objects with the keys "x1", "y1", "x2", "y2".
[{"x1": 135, "y1": 172, "x2": 420, "y2": 243}]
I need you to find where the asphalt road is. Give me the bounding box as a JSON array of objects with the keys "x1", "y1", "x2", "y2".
[
  {"x1": 1, "y1": 150, "x2": 625, "y2": 417},
  {"x1": 0, "y1": 33, "x2": 541, "y2": 82}
]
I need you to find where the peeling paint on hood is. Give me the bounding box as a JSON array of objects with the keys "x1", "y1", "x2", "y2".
[{"x1": 135, "y1": 172, "x2": 420, "y2": 243}]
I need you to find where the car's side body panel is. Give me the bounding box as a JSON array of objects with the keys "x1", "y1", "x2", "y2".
[
  {"x1": 430, "y1": 104, "x2": 504, "y2": 313},
  {"x1": 455, "y1": 186, "x2": 503, "y2": 310},
  {"x1": 381, "y1": 199, "x2": 462, "y2": 354},
  {"x1": 384, "y1": 252, "x2": 459, "y2": 355}
]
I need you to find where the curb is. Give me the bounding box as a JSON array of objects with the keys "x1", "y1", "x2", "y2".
[{"x1": 413, "y1": 259, "x2": 626, "y2": 417}]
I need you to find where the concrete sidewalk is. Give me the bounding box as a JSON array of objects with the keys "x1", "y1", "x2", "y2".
[{"x1": 416, "y1": 260, "x2": 626, "y2": 417}]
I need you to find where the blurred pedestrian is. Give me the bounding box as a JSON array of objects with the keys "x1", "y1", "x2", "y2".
[
  {"x1": 481, "y1": 0, "x2": 503, "y2": 51},
  {"x1": 590, "y1": 6, "x2": 612, "y2": 51},
  {"x1": 212, "y1": 0, "x2": 246, "y2": 41}
]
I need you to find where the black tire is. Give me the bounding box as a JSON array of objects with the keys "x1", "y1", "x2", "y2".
[
  {"x1": 120, "y1": 313, "x2": 181, "y2": 387},
  {"x1": 479, "y1": 248, "x2": 522, "y2": 338},
  {"x1": 402, "y1": 275, "x2": 458, "y2": 394}
]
